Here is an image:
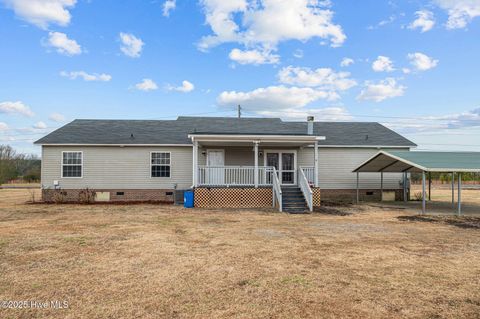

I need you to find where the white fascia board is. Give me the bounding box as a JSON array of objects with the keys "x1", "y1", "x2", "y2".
[
  {"x1": 353, "y1": 151, "x2": 427, "y2": 172},
  {"x1": 39, "y1": 143, "x2": 193, "y2": 147},
  {"x1": 188, "y1": 134, "x2": 325, "y2": 143},
  {"x1": 310, "y1": 145, "x2": 413, "y2": 148}
]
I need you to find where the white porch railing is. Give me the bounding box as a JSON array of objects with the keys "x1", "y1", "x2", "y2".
[
  {"x1": 198, "y1": 166, "x2": 274, "y2": 187},
  {"x1": 301, "y1": 166, "x2": 315, "y2": 185},
  {"x1": 272, "y1": 167, "x2": 282, "y2": 212},
  {"x1": 298, "y1": 168, "x2": 313, "y2": 212}
]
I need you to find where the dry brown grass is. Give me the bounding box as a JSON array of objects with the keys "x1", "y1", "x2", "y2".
[{"x1": 1, "y1": 189, "x2": 480, "y2": 318}]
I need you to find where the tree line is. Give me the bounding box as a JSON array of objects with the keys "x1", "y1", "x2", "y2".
[
  {"x1": 410, "y1": 172, "x2": 480, "y2": 183},
  {"x1": 0, "y1": 145, "x2": 41, "y2": 184}
]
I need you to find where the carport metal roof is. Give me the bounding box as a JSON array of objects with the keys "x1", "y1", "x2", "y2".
[
  {"x1": 353, "y1": 151, "x2": 480, "y2": 173},
  {"x1": 352, "y1": 151, "x2": 480, "y2": 216}
]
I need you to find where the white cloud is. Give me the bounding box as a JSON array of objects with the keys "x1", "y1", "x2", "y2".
[
  {"x1": 60, "y1": 71, "x2": 112, "y2": 82},
  {"x1": 167, "y1": 80, "x2": 195, "y2": 93},
  {"x1": 162, "y1": 0, "x2": 176, "y2": 17},
  {"x1": 33, "y1": 121, "x2": 47, "y2": 129},
  {"x1": 229, "y1": 48, "x2": 279, "y2": 65},
  {"x1": 433, "y1": 107, "x2": 480, "y2": 129},
  {"x1": 119, "y1": 32, "x2": 144, "y2": 58},
  {"x1": 368, "y1": 15, "x2": 396, "y2": 30},
  {"x1": 293, "y1": 49, "x2": 304, "y2": 59},
  {"x1": 217, "y1": 85, "x2": 339, "y2": 111},
  {"x1": 198, "y1": 0, "x2": 346, "y2": 61},
  {"x1": 407, "y1": 52, "x2": 439, "y2": 71},
  {"x1": 434, "y1": 0, "x2": 480, "y2": 29},
  {"x1": 357, "y1": 78, "x2": 406, "y2": 102},
  {"x1": 340, "y1": 57, "x2": 354, "y2": 67},
  {"x1": 0, "y1": 122, "x2": 9, "y2": 131},
  {"x1": 3, "y1": 0, "x2": 76, "y2": 29},
  {"x1": 0, "y1": 101, "x2": 34, "y2": 117},
  {"x1": 408, "y1": 10, "x2": 435, "y2": 32},
  {"x1": 257, "y1": 106, "x2": 353, "y2": 121},
  {"x1": 372, "y1": 56, "x2": 395, "y2": 72},
  {"x1": 385, "y1": 107, "x2": 480, "y2": 132},
  {"x1": 45, "y1": 31, "x2": 82, "y2": 56},
  {"x1": 277, "y1": 66, "x2": 357, "y2": 91},
  {"x1": 135, "y1": 79, "x2": 158, "y2": 91},
  {"x1": 49, "y1": 112, "x2": 65, "y2": 122},
  {"x1": 402, "y1": 68, "x2": 411, "y2": 74}
]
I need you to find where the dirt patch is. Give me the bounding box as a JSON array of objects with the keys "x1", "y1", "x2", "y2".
[
  {"x1": 398, "y1": 215, "x2": 480, "y2": 229},
  {"x1": 313, "y1": 205, "x2": 352, "y2": 216}
]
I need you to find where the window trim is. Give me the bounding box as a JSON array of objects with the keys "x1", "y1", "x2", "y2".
[
  {"x1": 61, "y1": 151, "x2": 83, "y2": 179},
  {"x1": 150, "y1": 151, "x2": 172, "y2": 179}
]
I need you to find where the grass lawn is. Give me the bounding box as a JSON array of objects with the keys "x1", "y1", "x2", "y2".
[{"x1": 0, "y1": 189, "x2": 479, "y2": 318}]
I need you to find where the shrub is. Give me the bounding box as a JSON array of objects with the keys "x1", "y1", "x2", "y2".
[
  {"x1": 52, "y1": 190, "x2": 67, "y2": 203},
  {"x1": 413, "y1": 191, "x2": 424, "y2": 201},
  {"x1": 78, "y1": 188, "x2": 96, "y2": 204}
]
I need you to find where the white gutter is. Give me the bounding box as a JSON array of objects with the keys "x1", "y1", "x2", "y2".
[
  {"x1": 38, "y1": 144, "x2": 194, "y2": 147},
  {"x1": 188, "y1": 134, "x2": 326, "y2": 143}
]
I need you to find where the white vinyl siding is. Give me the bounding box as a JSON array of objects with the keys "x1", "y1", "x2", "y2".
[
  {"x1": 298, "y1": 147, "x2": 406, "y2": 189},
  {"x1": 42, "y1": 146, "x2": 192, "y2": 189},
  {"x1": 41, "y1": 145, "x2": 407, "y2": 191}
]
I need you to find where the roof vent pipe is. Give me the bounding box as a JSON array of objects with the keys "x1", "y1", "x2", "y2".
[{"x1": 307, "y1": 116, "x2": 314, "y2": 135}]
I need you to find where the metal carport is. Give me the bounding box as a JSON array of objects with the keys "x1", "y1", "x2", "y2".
[{"x1": 353, "y1": 151, "x2": 480, "y2": 215}]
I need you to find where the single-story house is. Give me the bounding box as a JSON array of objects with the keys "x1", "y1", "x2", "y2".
[{"x1": 34, "y1": 116, "x2": 416, "y2": 212}]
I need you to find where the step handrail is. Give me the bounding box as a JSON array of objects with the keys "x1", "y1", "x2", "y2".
[
  {"x1": 298, "y1": 168, "x2": 313, "y2": 212},
  {"x1": 272, "y1": 167, "x2": 282, "y2": 212}
]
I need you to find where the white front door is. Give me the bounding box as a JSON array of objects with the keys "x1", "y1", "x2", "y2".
[
  {"x1": 265, "y1": 151, "x2": 297, "y2": 185},
  {"x1": 207, "y1": 150, "x2": 225, "y2": 185}
]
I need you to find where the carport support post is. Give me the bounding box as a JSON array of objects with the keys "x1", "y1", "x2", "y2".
[
  {"x1": 428, "y1": 172, "x2": 432, "y2": 201},
  {"x1": 356, "y1": 172, "x2": 360, "y2": 204},
  {"x1": 451, "y1": 172, "x2": 455, "y2": 208},
  {"x1": 403, "y1": 172, "x2": 407, "y2": 203},
  {"x1": 254, "y1": 141, "x2": 259, "y2": 188},
  {"x1": 458, "y1": 173, "x2": 462, "y2": 216},
  {"x1": 422, "y1": 171, "x2": 426, "y2": 214},
  {"x1": 380, "y1": 172, "x2": 383, "y2": 201}
]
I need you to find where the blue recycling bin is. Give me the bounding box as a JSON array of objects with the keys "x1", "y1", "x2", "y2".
[{"x1": 184, "y1": 191, "x2": 194, "y2": 208}]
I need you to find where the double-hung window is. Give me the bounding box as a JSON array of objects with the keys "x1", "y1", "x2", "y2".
[
  {"x1": 151, "y1": 152, "x2": 171, "y2": 178},
  {"x1": 62, "y1": 152, "x2": 83, "y2": 178}
]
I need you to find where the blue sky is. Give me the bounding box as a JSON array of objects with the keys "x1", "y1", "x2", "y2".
[{"x1": 1, "y1": 0, "x2": 480, "y2": 154}]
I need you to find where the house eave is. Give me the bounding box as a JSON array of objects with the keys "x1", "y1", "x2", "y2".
[
  {"x1": 37, "y1": 143, "x2": 194, "y2": 147},
  {"x1": 188, "y1": 134, "x2": 326, "y2": 143}
]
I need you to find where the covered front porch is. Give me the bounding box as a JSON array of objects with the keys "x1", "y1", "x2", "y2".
[
  {"x1": 188, "y1": 133, "x2": 325, "y2": 212},
  {"x1": 189, "y1": 134, "x2": 323, "y2": 188}
]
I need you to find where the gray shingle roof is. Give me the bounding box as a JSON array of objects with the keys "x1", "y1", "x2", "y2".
[{"x1": 34, "y1": 116, "x2": 416, "y2": 147}]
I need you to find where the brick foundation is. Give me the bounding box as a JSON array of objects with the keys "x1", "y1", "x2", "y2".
[
  {"x1": 42, "y1": 189, "x2": 175, "y2": 203},
  {"x1": 194, "y1": 187, "x2": 273, "y2": 208},
  {"x1": 320, "y1": 189, "x2": 405, "y2": 204}
]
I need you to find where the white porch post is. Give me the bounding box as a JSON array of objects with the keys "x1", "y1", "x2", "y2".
[
  {"x1": 314, "y1": 140, "x2": 319, "y2": 187},
  {"x1": 193, "y1": 140, "x2": 198, "y2": 187},
  {"x1": 254, "y1": 141, "x2": 259, "y2": 188}
]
